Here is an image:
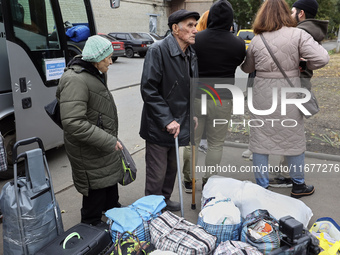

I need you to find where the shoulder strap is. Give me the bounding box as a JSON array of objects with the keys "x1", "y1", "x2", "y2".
[{"x1": 260, "y1": 34, "x2": 295, "y2": 88}]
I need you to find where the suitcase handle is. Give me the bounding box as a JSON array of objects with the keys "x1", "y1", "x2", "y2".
[
  {"x1": 63, "y1": 232, "x2": 81, "y2": 249},
  {"x1": 12, "y1": 137, "x2": 45, "y2": 163}
]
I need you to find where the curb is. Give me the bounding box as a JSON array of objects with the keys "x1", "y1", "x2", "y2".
[
  {"x1": 224, "y1": 141, "x2": 340, "y2": 162},
  {"x1": 110, "y1": 83, "x2": 140, "y2": 92}
]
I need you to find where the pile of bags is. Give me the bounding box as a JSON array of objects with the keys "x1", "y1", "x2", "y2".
[{"x1": 104, "y1": 177, "x2": 340, "y2": 255}]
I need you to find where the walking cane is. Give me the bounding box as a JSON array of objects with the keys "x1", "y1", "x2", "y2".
[
  {"x1": 191, "y1": 144, "x2": 196, "y2": 210},
  {"x1": 175, "y1": 136, "x2": 184, "y2": 217}
]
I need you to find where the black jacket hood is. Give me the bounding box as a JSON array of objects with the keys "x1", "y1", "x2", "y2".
[{"x1": 207, "y1": 0, "x2": 234, "y2": 31}]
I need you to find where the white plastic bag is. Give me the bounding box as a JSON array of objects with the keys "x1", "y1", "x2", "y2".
[
  {"x1": 202, "y1": 176, "x2": 313, "y2": 227},
  {"x1": 200, "y1": 195, "x2": 241, "y2": 225}
]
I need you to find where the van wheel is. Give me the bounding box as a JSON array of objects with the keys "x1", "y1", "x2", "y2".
[
  {"x1": 111, "y1": 57, "x2": 118, "y2": 63},
  {"x1": 125, "y1": 48, "x2": 134, "y2": 58},
  {"x1": 0, "y1": 116, "x2": 24, "y2": 180},
  {"x1": 67, "y1": 45, "x2": 82, "y2": 63},
  {"x1": 139, "y1": 52, "x2": 146, "y2": 58}
]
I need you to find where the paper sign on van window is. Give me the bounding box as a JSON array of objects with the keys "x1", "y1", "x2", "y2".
[{"x1": 44, "y1": 58, "x2": 66, "y2": 81}]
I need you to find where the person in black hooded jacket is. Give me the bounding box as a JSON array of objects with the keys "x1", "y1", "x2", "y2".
[{"x1": 182, "y1": 0, "x2": 246, "y2": 188}]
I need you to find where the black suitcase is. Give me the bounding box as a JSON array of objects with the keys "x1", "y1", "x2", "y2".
[{"x1": 36, "y1": 223, "x2": 112, "y2": 255}]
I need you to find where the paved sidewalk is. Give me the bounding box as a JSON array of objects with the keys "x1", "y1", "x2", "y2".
[
  {"x1": 1, "y1": 141, "x2": 339, "y2": 254},
  {"x1": 49, "y1": 143, "x2": 340, "y2": 230}
]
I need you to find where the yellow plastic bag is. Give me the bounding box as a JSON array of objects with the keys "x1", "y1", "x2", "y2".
[{"x1": 310, "y1": 217, "x2": 340, "y2": 255}]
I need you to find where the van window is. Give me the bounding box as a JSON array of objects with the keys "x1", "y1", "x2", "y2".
[{"x1": 10, "y1": 0, "x2": 61, "y2": 51}]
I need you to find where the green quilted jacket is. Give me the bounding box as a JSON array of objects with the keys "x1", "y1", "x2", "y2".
[{"x1": 56, "y1": 57, "x2": 122, "y2": 196}]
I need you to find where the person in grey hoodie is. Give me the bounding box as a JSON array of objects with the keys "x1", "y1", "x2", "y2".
[
  {"x1": 182, "y1": 0, "x2": 246, "y2": 190},
  {"x1": 292, "y1": 0, "x2": 328, "y2": 88}
]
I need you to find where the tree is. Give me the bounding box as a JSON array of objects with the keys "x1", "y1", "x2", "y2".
[
  {"x1": 230, "y1": 0, "x2": 340, "y2": 39},
  {"x1": 229, "y1": 0, "x2": 262, "y2": 29}
]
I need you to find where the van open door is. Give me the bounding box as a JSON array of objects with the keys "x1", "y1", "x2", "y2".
[{"x1": 0, "y1": 0, "x2": 96, "y2": 179}]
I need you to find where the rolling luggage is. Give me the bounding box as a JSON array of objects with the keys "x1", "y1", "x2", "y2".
[
  {"x1": 36, "y1": 223, "x2": 112, "y2": 255},
  {"x1": 0, "y1": 137, "x2": 64, "y2": 255}
]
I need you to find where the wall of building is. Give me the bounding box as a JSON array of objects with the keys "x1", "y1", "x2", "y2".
[
  {"x1": 91, "y1": 0, "x2": 171, "y2": 36},
  {"x1": 91, "y1": 0, "x2": 214, "y2": 36},
  {"x1": 170, "y1": 0, "x2": 213, "y2": 15},
  {"x1": 184, "y1": 0, "x2": 213, "y2": 14}
]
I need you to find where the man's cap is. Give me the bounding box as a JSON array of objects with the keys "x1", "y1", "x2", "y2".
[
  {"x1": 292, "y1": 0, "x2": 318, "y2": 18},
  {"x1": 168, "y1": 9, "x2": 200, "y2": 30},
  {"x1": 82, "y1": 35, "x2": 113, "y2": 63}
]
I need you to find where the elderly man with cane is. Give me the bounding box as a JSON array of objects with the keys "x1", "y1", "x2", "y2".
[{"x1": 139, "y1": 9, "x2": 200, "y2": 211}]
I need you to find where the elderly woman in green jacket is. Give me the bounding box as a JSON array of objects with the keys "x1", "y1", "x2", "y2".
[{"x1": 57, "y1": 35, "x2": 123, "y2": 226}]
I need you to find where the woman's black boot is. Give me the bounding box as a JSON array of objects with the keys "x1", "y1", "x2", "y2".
[{"x1": 291, "y1": 183, "x2": 315, "y2": 198}]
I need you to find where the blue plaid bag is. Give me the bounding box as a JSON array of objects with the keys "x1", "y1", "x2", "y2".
[
  {"x1": 197, "y1": 198, "x2": 242, "y2": 247},
  {"x1": 241, "y1": 209, "x2": 281, "y2": 255},
  {"x1": 106, "y1": 195, "x2": 166, "y2": 243}
]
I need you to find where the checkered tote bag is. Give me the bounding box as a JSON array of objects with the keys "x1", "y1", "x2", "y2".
[
  {"x1": 241, "y1": 209, "x2": 281, "y2": 255},
  {"x1": 197, "y1": 198, "x2": 242, "y2": 247},
  {"x1": 214, "y1": 240, "x2": 263, "y2": 255},
  {"x1": 149, "y1": 211, "x2": 216, "y2": 254},
  {"x1": 0, "y1": 132, "x2": 7, "y2": 172}
]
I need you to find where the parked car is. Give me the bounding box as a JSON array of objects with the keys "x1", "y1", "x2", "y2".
[
  {"x1": 147, "y1": 32, "x2": 163, "y2": 42},
  {"x1": 237, "y1": 29, "x2": 255, "y2": 50},
  {"x1": 108, "y1": 32, "x2": 154, "y2": 58},
  {"x1": 98, "y1": 33, "x2": 125, "y2": 63}
]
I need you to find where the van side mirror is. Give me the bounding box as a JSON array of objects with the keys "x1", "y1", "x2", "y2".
[{"x1": 110, "y1": 0, "x2": 120, "y2": 8}]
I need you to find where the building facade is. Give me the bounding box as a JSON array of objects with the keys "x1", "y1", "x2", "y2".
[{"x1": 91, "y1": 0, "x2": 214, "y2": 36}]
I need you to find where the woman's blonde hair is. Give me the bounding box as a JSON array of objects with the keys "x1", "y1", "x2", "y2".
[
  {"x1": 196, "y1": 10, "x2": 209, "y2": 32},
  {"x1": 252, "y1": 0, "x2": 296, "y2": 34}
]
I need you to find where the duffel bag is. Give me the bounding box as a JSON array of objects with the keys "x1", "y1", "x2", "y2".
[{"x1": 150, "y1": 211, "x2": 216, "y2": 255}]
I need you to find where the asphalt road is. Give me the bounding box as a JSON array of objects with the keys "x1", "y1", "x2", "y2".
[
  {"x1": 106, "y1": 57, "x2": 144, "y2": 90},
  {"x1": 322, "y1": 40, "x2": 338, "y2": 51}
]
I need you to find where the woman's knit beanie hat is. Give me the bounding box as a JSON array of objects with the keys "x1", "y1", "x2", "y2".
[{"x1": 82, "y1": 35, "x2": 113, "y2": 62}]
